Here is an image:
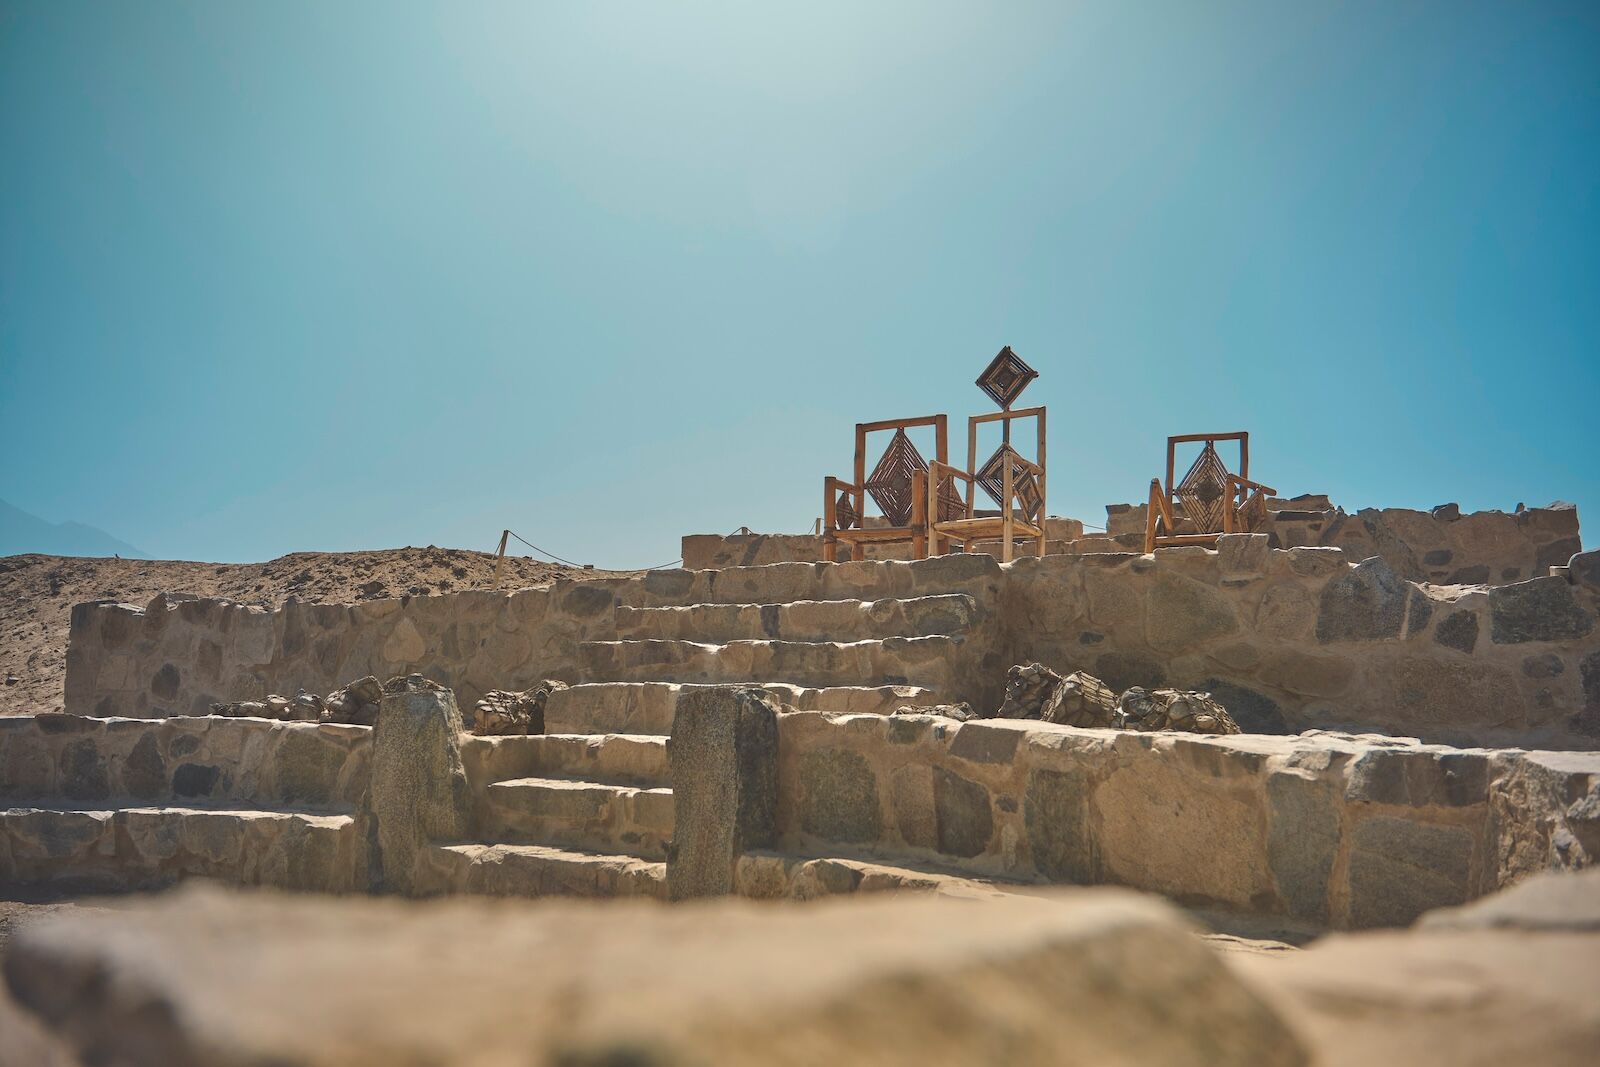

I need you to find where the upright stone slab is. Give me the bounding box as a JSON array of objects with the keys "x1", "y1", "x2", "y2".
[
  {"x1": 667, "y1": 686, "x2": 779, "y2": 900},
  {"x1": 369, "y1": 676, "x2": 471, "y2": 896}
]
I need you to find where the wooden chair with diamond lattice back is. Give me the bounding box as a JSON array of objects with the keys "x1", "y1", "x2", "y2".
[
  {"x1": 1144, "y1": 432, "x2": 1277, "y2": 553},
  {"x1": 927, "y1": 406, "x2": 1048, "y2": 563},
  {"x1": 922, "y1": 345, "x2": 1049, "y2": 563},
  {"x1": 823, "y1": 414, "x2": 950, "y2": 563}
]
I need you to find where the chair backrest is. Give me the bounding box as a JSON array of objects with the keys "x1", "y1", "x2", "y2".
[
  {"x1": 1164, "y1": 432, "x2": 1248, "y2": 535},
  {"x1": 965, "y1": 406, "x2": 1047, "y2": 523},
  {"x1": 850, "y1": 414, "x2": 949, "y2": 529}
]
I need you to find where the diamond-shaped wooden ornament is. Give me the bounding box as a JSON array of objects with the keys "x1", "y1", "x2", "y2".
[
  {"x1": 934, "y1": 475, "x2": 967, "y2": 523},
  {"x1": 976, "y1": 444, "x2": 1044, "y2": 523},
  {"x1": 1176, "y1": 442, "x2": 1231, "y2": 533},
  {"x1": 834, "y1": 488, "x2": 860, "y2": 531},
  {"x1": 864, "y1": 429, "x2": 927, "y2": 528},
  {"x1": 975, "y1": 346, "x2": 1038, "y2": 410}
]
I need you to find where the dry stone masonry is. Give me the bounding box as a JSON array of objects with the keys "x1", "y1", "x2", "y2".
[{"x1": 6, "y1": 525, "x2": 1598, "y2": 933}]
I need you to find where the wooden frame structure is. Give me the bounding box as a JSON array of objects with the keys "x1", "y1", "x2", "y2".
[
  {"x1": 926, "y1": 406, "x2": 1047, "y2": 563},
  {"x1": 1144, "y1": 431, "x2": 1276, "y2": 553},
  {"x1": 823, "y1": 414, "x2": 948, "y2": 563}
]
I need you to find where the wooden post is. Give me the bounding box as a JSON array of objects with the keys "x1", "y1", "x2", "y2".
[
  {"x1": 1001, "y1": 450, "x2": 1015, "y2": 564},
  {"x1": 823, "y1": 477, "x2": 839, "y2": 563},
  {"x1": 911, "y1": 470, "x2": 928, "y2": 560},
  {"x1": 492, "y1": 530, "x2": 510, "y2": 586}
]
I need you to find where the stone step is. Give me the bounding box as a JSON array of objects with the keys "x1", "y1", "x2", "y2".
[
  {"x1": 733, "y1": 851, "x2": 1022, "y2": 901},
  {"x1": 614, "y1": 594, "x2": 981, "y2": 643},
  {"x1": 0, "y1": 805, "x2": 362, "y2": 893},
  {"x1": 462, "y1": 733, "x2": 669, "y2": 790},
  {"x1": 544, "y1": 681, "x2": 942, "y2": 735},
  {"x1": 575, "y1": 636, "x2": 962, "y2": 691},
  {"x1": 484, "y1": 777, "x2": 675, "y2": 861},
  {"x1": 417, "y1": 842, "x2": 668, "y2": 900},
  {"x1": 626, "y1": 552, "x2": 1003, "y2": 607}
]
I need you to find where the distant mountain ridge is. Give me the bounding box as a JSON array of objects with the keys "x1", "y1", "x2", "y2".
[{"x1": 0, "y1": 499, "x2": 148, "y2": 559}]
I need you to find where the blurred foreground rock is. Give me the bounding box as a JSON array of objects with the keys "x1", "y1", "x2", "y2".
[
  {"x1": 1228, "y1": 869, "x2": 1600, "y2": 1067},
  {"x1": 1, "y1": 883, "x2": 1305, "y2": 1067}
]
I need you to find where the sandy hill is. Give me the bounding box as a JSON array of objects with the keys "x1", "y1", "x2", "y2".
[{"x1": 0, "y1": 548, "x2": 632, "y2": 715}]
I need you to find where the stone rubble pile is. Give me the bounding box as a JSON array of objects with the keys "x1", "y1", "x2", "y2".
[
  {"x1": 209, "y1": 674, "x2": 385, "y2": 725},
  {"x1": 471, "y1": 679, "x2": 568, "y2": 735},
  {"x1": 997, "y1": 663, "x2": 1120, "y2": 727},
  {"x1": 891, "y1": 702, "x2": 977, "y2": 722},
  {"x1": 1116, "y1": 686, "x2": 1240, "y2": 735},
  {"x1": 896, "y1": 662, "x2": 1242, "y2": 735}
]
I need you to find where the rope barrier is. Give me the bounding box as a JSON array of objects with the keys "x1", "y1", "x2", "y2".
[{"x1": 494, "y1": 524, "x2": 759, "y2": 574}]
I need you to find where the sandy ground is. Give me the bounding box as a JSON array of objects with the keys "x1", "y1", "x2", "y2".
[{"x1": 0, "y1": 548, "x2": 635, "y2": 715}]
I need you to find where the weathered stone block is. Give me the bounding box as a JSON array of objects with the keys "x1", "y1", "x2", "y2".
[
  {"x1": 124, "y1": 732, "x2": 166, "y2": 801},
  {"x1": 1389, "y1": 657, "x2": 1523, "y2": 730},
  {"x1": 1266, "y1": 771, "x2": 1338, "y2": 921},
  {"x1": 949, "y1": 721, "x2": 1022, "y2": 764},
  {"x1": 932, "y1": 767, "x2": 993, "y2": 858},
  {"x1": 1579, "y1": 651, "x2": 1600, "y2": 736},
  {"x1": 1347, "y1": 816, "x2": 1472, "y2": 927},
  {"x1": 58, "y1": 738, "x2": 109, "y2": 803},
  {"x1": 891, "y1": 764, "x2": 938, "y2": 850},
  {"x1": 369, "y1": 678, "x2": 470, "y2": 896},
  {"x1": 1093, "y1": 759, "x2": 1270, "y2": 909},
  {"x1": 1317, "y1": 557, "x2": 1407, "y2": 643},
  {"x1": 1147, "y1": 573, "x2": 1239, "y2": 651},
  {"x1": 1433, "y1": 609, "x2": 1479, "y2": 654},
  {"x1": 1253, "y1": 584, "x2": 1317, "y2": 642},
  {"x1": 1568, "y1": 549, "x2": 1600, "y2": 594},
  {"x1": 1346, "y1": 750, "x2": 1488, "y2": 808},
  {"x1": 1216, "y1": 534, "x2": 1271, "y2": 576},
  {"x1": 1489, "y1": 577, "x2": 1594, "y2": 644},
  {"x1": 273, "y1": 728, "x2": 348, "y2": 806},
  {"x1": 1024, "y1": 767, "x2": 1095, "y2": 882},
  {"x1": 171, "y1": 762, "x2": 220, "y2": 799},
  {"x1": 796, "y1": 747, "x2": 881, "y2": 844},
  {"x1": 666, "y1": 687, "x2": 779, "y2": 900}
]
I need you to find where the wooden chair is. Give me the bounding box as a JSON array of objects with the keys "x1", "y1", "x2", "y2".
[
  {"x1": 926, "y1": 406, "x2": 1047, "y2": 563},
  {"x1": 1144, "y1": 432, "x2": 1276, "y2": 553},
  {"x1": 823, "y1": 414, "x2": 949, "y2": 563}
]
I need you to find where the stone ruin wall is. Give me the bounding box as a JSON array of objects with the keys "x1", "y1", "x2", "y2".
[
  {"x1": 0, "y1": 713, "x2": 371, "y2": 892},
  {"x1": 63, "y1": 580, "x2": 629, "y2": 722},
  {"x1": 8, "y1": 695, "x2": 1597, "y2": 928},
  {"x1": 1098, "y1": 498, "x2": 1581, "y2": 585},
  {"x1": 62, "y1": 541, "x2": 1600, "y2": 750},
  {"x1": 762, "y1": 712, "x2": 1600, "y2": 927},
  {"x1": 683, "y1": 517, "x2": 1087, "y2": 570},
  {"x1": 684, "y1": 501, "x2": 1583, "y2": 586}
]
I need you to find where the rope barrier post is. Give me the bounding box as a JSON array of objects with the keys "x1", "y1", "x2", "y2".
[{"x1": 493, "y1": 529, "x2": 510, "y2": 587}]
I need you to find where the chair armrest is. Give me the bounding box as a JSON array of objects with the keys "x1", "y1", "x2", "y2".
[
  {"x1": 929, "y1": 461, "x2": 973, "y2": 486},
  {"x1": 1227, "y1": 474, "x2": 1276, "y2": 496},
  {"x1": 824, "y1": 476, "x2": 865, "y2": 533}
]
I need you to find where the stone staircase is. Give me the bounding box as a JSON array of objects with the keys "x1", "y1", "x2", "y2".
[
  {"x1": 0, "y1": 716, "x2": 370, "y2": 894},
  {"x1": 425, "y1": 731, "x2": 674, "y2": 899},
  {"x1": 420, "y1": 587, "x2": 990, "y2": 900}
]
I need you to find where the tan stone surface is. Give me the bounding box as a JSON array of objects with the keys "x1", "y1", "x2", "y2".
[
  {"x1": 0, "y1": 547, "x2": 622, "y2": 716},
  {"x1": 771, "y1": 711, "x2": 1600, "y2": 927},
  {"x1": 2, "y1": 883, "x2": 1306, "y2": 1067},
  {"x1": 1233, "y1": 927, "x2": 1600, "y2": 1065}
]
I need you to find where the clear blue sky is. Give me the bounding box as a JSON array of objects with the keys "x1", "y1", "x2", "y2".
[{"x1": 2, "y1": 1, "x2": 1596, "y2": 566}]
